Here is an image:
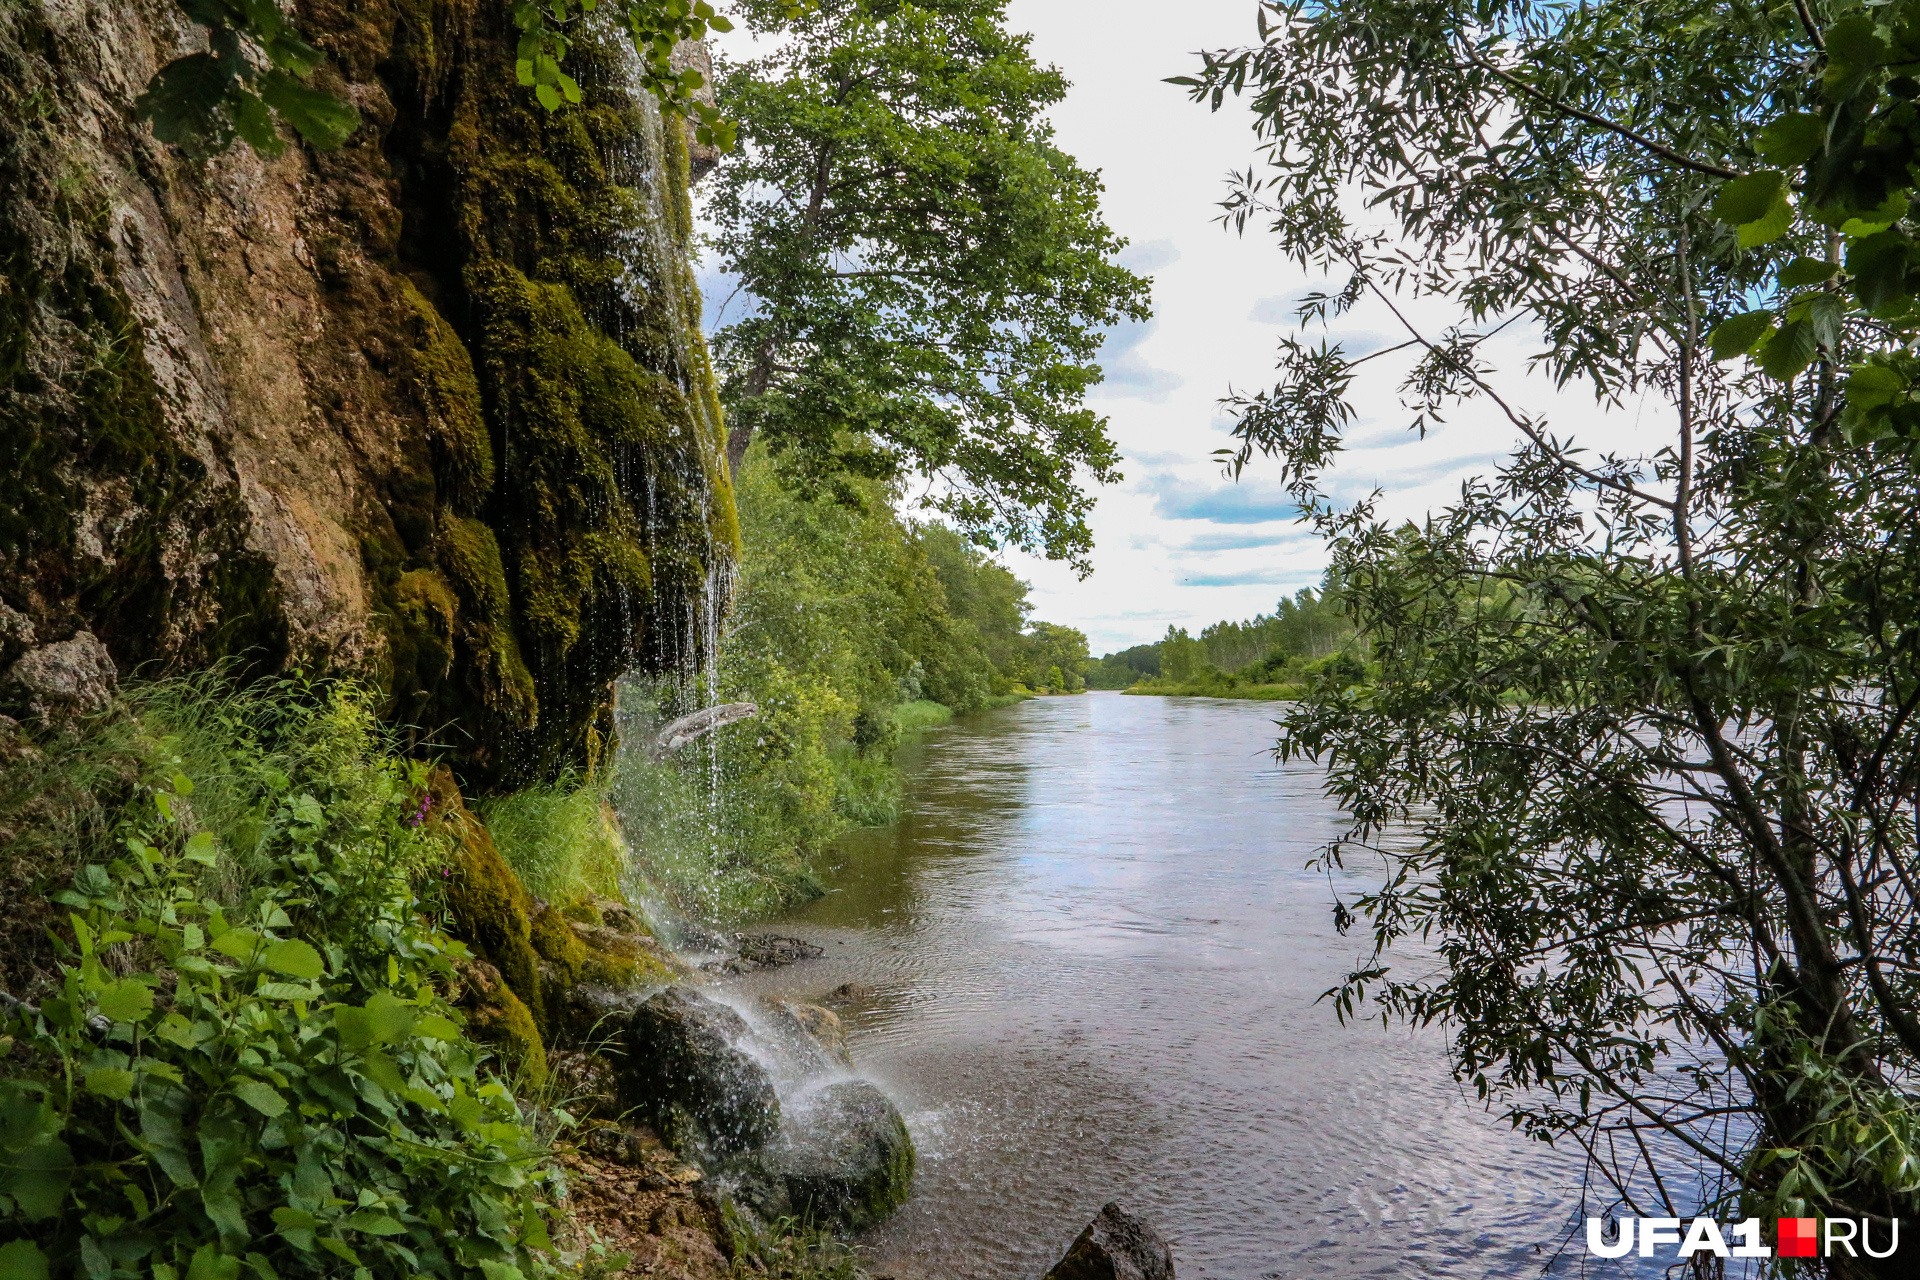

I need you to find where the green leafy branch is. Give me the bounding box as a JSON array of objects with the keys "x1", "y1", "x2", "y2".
[{"x1": 136, "y1": 0, "x2": 360, "y2": 158}]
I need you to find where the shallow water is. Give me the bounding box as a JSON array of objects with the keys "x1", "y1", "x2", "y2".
[{"x1": 716, "y1": 693, "x2": 1638, "y2": 1279}]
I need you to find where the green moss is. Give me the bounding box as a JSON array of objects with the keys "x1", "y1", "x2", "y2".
[
  {"x1": 433, "y1": 768, "x2": 549, "y2": 1035},
  {"x1": 403, "y1": 279, "x2": 492, "y2": 513},
  {"x1": 436, "y1": 512, "x2": 539, "y2": 734},
  {"x1": 529, "y1": 903, "x2": 590, "y2": 984},
  {"x1": 467, "y1": 983, "x2": 550, "y2": 1088},
  {"x1": 379, "y1": 11, "x2": 742, "y2": 781}
]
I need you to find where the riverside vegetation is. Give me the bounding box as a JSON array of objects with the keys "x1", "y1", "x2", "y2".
[
  {"x1": 0, "y1": 0, "x2": 1128, "y2": 1276},
  {"x1": 1087, "y1": 583, "x2": 1365, "y2": 700},
  {"x1": 1180, "y1": 0, "x2": 1920, "y2": 1271}
]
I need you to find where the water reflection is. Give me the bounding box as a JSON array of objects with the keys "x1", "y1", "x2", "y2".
[{"x1": 717, "y1": 693, "x2": 1648, "y2": 1279}]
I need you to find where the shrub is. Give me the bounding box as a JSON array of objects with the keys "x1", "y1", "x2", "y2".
[{"x1": 0, "y1": 680, "x2": 558, "y2": 1280}]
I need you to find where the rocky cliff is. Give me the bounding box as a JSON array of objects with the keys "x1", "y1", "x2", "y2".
[{"x1": 0, "y1": 0, "x2": 737, "y2": 783}]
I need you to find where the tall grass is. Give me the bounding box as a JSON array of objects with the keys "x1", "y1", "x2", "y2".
[{"x1": 480, "y1": 774, "x2": 627, "y2": 905}]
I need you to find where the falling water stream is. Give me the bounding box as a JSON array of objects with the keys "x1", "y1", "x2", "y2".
[{"x1": 695, "y1": 692, "x2": 1682, "y2": 1280}]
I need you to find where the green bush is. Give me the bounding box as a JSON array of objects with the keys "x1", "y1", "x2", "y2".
[{"x1": 0, "y1": 680, "x2": 557, "y2": 1280}]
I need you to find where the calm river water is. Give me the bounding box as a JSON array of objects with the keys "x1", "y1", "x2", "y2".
[{"x1": 717, "y1": 692, "x2": 1622, "y2": 1279}]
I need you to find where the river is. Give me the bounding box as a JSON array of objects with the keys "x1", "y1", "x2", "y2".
[{"x1": 715, "y1": 692, "x2": 1614, "y2": 1279}]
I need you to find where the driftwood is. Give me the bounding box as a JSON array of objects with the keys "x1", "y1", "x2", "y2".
[{"x1": 649, "y1": 702, "x2": 758, "y2": 758}]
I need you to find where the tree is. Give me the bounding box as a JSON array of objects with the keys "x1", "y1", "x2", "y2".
[
  {"x1": 706, "y1": 0, "x2": 1151, "y2": 571},
  {"x1": 1184, "y1": 0, "x2": 1920, "y2": 1260}
]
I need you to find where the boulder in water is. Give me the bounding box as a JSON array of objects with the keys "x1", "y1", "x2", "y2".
[
  {"x1": 735, "y1": 933, "x2": 824, "y2": 967},
  {"x1": 750, "y1": 997, "x2": 854, "y2": 1073},
  {"x1": 619, "y1": 987, "x2": 780, "y2": 1160},
  {"x1": 761, "y1": 1079, "x2": 915, "y2": 1230},
  {"x1": 1043, "y1": 1202, "x2": 1174, "y2": 1280}
]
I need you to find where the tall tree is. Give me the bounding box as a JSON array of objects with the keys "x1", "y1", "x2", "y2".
[
  {"x1": 705, "y1": 0, "x2": 1151, "y2": 572},
  {"x1": 1185, "y1": 0, "x2": 1920, "y2": 1260}
]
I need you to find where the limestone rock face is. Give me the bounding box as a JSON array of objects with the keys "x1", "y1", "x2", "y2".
[
  {"x1": 1043, "y1": 1203, "x2": 1175, "y2": 1280},
  {"x1": 621, "y1": 986, "x2": 781, "y2": 1160},
  {"x1": 0, "y1": 0, "x2": 735, "y2": 779}
]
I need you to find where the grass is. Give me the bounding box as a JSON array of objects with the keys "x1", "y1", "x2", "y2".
[
  {"x1": 893, "y1": 698, "x2": 953, "y2": 731},
  {"x1": 1124, "y1": 681, "x2": 1303, "y2": 701},
  {"x1": 480, "y1": 774, "x2": 629, "y2": 905}
]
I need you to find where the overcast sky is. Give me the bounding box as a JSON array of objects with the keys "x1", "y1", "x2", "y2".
[{"x1": 701, "y1": 0, "x2": 1650, "y2": 654}]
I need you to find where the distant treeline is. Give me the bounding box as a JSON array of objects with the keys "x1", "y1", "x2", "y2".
[{"x1": 1086, "y1": 583, "x2": 1355, "y2": 690}]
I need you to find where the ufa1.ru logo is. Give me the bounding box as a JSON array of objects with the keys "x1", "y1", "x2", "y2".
[{"x1": 1586, "y1": 1216, "x2": 1899, "y2": 1259}]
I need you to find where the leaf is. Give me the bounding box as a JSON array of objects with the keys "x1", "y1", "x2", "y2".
[
  {"x1": 0, "y1": 1241, "x2": 49, "y2": 1280},
  {"x1": 1778, "y1": 257, "x2": 1839, "y2": 288},
  {"x1": 1756, "y1": 113, "x2": 1825, "y2": 166},
  {"x1": 272, "y1": 1207, "x2": 319, "y2": 1252},
  {"x1": 1825, "y1": 14, "x2": 1889, "y2": 71},
  {"x1": 1713, "y1": 171, "x2": 1785, "y2": 227},
  {"x1": 414, "y1": 1013, "x2": 459, "y2": 1041},
  {"x1": 136, "y1": 54, "x2": 238, "y2": 157},
  {"x1": 187, "y1": 1245, "x2": 241, "y2": 1280},
  {"x1": 83, "y1": 1067, "x2": 137, "y2": 1101},
  {"x1": 1846, "y1": 362, "x2": 1908, "y2": 411},
  {"x1": 255, "y1": 982, "x2": 321, "y2": 1001},
  {"x1": 341, "y1": 1210, "x2": 406, "y2": 1236},
  {"x1": 184, "y1": 832, "x2": 220, "y2": 867},
  {"x1": 212, "y1": 930, "x2": 263, "y2": 964},
  {"x1": 1, "y1": 1137, "x2": 72, "y2": 1218},
  {"x1": 231, "y1": 1078, "x2": 288, "y2": 1118},
  {"x1": 1740, "y1": 191, "x2": 1794, "y2": 248},
  {"x1": 80, "y1": 1235, "x2": 110, "y2": 1280},
  {"x1": 1759, "y1": 318, "x2": 1818, "y2": 380},
  {"x1": 263, "y1": 938, "x2": 324, "y2": 981},
  {"x1": 257, "y1": 69, "x2": 360, "y2": 149},
  {"x1": 316, "y1": 1238, "x2": 361, "y2": 1266},
  {"x1": 244, "y1": 1255, "x2": 281, "y2": 1280},
  {"x1": 1710, "y1": 310, "x2": 1774, "y2": 360},
  {"x1": 96, "y1": 979, "x2": 155, "y2": 1024}
]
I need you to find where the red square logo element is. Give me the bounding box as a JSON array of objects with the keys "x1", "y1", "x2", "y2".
[{"x1": 1778, "y1": 1217, "x2": 1819, "y2": 1258}]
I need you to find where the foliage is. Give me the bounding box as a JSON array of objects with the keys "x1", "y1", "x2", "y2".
[
  {"x1": 480, "y1": 776, "x2": 628, "y2": 907},
  {"x1": 1086, "y1": 585, "x2": 1353, "y2": 690},
  {"x1": 705, "y1": 0, "x2": 1151, "y2": 571},
  {"x1": 1085, "y1": 643, "x2": 1159, "y2": 690},
  {"x1": 614, "y1": 455, "x2": 1068, "y2": 922},
  {"x1": 135, "y1": 0, "x2": 360, "y2": 158},
  {"x1": 1182, "y1": 0, "x2": 1920, "y2": 1247},
  {"x1": 141, "y1": 0, "x2": 739, "y2": 159},
  {"x1": 0, "y1": 678, "x2": 558, "y2": 1280},
  {"x1": 510, "y1": 0, "x2": 743, "y2": 141}
]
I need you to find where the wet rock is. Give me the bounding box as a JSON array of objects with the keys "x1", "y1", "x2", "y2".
[
  {"x1": 620, "y1": 986, "x2": 780, "y2": 1160},
  {"x1": 751, "y1": 998, "x2": 854, "y2": 1073},
  {"x1": 738, "y1": 933, "x2": 824, "y2": 966},
  {"x1": 549, "y1": 981, "x2": 646, "y2": 1048},
  {"x1": 789, "y1": 1001, "x2": 854, "y2": 1069},
  {"x1": 3, "y1": 632, "x2": 116, "y2": 721},
  {"x1": 760, "y1": 1080, "x2": 915, "y2": 1231},
  {"x1": 1043, "y1": 1202, "x2": 1174, "y2": 1280},
  {"x1": 821, "y1": 981, "x2": 875, "y2": 1006}
]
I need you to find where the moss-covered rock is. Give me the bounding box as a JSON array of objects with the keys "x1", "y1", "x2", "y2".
[
  {"x1": 431, "y1": 765, "x2": 548, "y2": 1036},
  {"x1": 453, "y1": 956, "x2": 551, "y2": 1088},
  {"x1": 760, "y1": 1081, "x2": 916, "y2": 1231},
  {"x1": 0, "y1": 0, "x2": 738, "y2": 777}
]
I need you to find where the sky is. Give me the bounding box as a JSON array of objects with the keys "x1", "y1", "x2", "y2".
[{"x1": 698, "y1": 0, "x2": 1656, "y2": 654}]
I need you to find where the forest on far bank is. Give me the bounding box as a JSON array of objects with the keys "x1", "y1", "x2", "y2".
[{"x1": 1085, "y1": 582, "x2": 1359, "y2": 696}]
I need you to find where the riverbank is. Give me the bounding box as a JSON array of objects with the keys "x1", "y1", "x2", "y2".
[{"x1": 1123, "y1": 680, "x2": 1301, "y2": 701}]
